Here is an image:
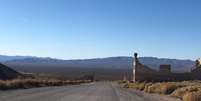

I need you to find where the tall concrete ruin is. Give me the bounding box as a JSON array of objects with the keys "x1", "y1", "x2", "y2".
[
  {"x1": 133, "y1": 53, "x2": 201, "y2": 82},
  {"x1": 195, "y1": 58, "x2": 201, "y2": 68}
]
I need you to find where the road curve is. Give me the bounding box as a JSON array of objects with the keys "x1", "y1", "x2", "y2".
[{"x1": 0, "y1": 82, "x2": 159, "y2": 101}]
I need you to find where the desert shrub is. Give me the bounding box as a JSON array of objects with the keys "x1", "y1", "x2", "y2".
[
  {"x1": 123, "y1": 82, "x2": 147, "y2": 91},
  {"x1": 0, "y1": 80, "x2": 7, "y2": 90},
  {"x1": 142, "y1": 82, "x2": 180, "y2": 94},
  {"x1": 137, "y1": 82, "x2": 146, "y2": 90},
  {"x1": 145, "y1": 83, "x2": 161, "y2": 94},
  {"x1": 123, "y1": 83, "x2": 130, "y2": 88},
  {"x1": 133, "y1": 82, "x2": 146, "y2": 90},
  {"x1": 182, "y1": 92, "x2": 201, "y2": 101},
  {"x1": 171, "y1": 86, "x2": 201, "y2": 99},
  {"x1": 122, "y1": 81, "x2": 201, "y2": 98},
  {"x1": 143, "y1": 83, "x2": 153, "y2": 92},
  {"x1": 0, "y1": 79, "x2": 91, "y2": 90},
  {"x1": 118, "y1": 80, "x2": 128, "y2": 84},
  {"x1": 78, "y1": 73, "x2": 95, "y2": 81},
  {"x1": 160, "y1": 83, "x2": 179, "y2": 94},
  {"x1": 125, "y1": 82, "x2": 160, "y2": 94},
  {"x1": 121, "y1": 80, "x2": 201, "y2": 101}
]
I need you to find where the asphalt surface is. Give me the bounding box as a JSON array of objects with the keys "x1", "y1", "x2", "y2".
[{"x1": 0, "y1": 82, "x2": 157, "y2": 101}]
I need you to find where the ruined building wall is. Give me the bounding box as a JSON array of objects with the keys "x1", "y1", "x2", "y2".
[
  {"x1": 133, "y1": 53, "x2": 160, "y2": 82},
  {"x1": 195, "y1": 58, "x2": 201, "y2": 68},
  {"x1": 133, "y1": 53, "x2": 201, "y2": 82},
  {"x1": 159, "y1": 65, "x2": 171, "y2": 73}
]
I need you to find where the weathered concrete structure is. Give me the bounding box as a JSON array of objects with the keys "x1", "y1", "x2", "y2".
[
  {"x1": 133, "y1": 53, "x2": 201, "y2": 82},
  {"x1": 159, "y1": 65, "x2": 171, "y2": 73},
  {"x1": 195, "y1": 58, "x2": 201, "y2": 68}
]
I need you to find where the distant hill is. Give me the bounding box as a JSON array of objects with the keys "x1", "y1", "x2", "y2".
[
  {"x1": 0, "y1": 55, "x2": 34, "y2": 62},
  {"x1": 0, "y1": 63, "x2": 20, "y2": 80},
  {"x1": 0, "y1": 56, "x2": 194, "y2": 72},
  {"x1": 3, "y1": 56, "x2": 194, "y2": 72},
  {"x1": 0, "y1": 55, "x2": 195, "y2": 80}
]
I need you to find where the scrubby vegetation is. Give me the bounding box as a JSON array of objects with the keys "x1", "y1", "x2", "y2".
[
  {"x1": 182, "y1": 92, "x2": 201, "y2": 101},
  {"x1": 122, "y1": 81, "x2": 201, "y2": 101},
  {"x1": 0, "y1": 79, "x2": 91, "y2": 90}
]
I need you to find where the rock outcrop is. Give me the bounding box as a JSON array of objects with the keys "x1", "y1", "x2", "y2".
[{"x1": 0, "y1": 63, "x2": 20, "y2": 80}]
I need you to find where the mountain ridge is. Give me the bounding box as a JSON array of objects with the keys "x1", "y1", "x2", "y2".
[
  {"x1": 1, "y1": 55, "x2": 195, "y2": 72},
  {"x1": 0, "y1": 55, "x2": 195, "y2": 80},
  {"x1": 0, "y1": 55, "x2": 194, "y2": 62}
]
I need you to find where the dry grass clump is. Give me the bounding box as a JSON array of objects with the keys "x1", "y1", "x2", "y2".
[
  {"x1": 143, "y1": 83, "x2": 153, "y2": 92},
  {"x1": 144, "y1": 83, "x2": 161, "y2": 93},
  {"x1": 181, "y1": 81, "x2": 201, "y2": 86},
  {"x1": 144, "y1": 82, "x2": 179, "y2": 94},
  {"x1": 118, "y1": 80, "x2": 129, "y2": 84},
  {"x1": 122, "y1": 81, "x2": 201, "y2": 101},
  {"x1": 171, "y1": 85, "x2": 201, "y2": 99},
  {"x1": 160, "y1": 83, "x2": 180, "y2": 94},
  {"x1": 124, "y1": 82, "x2": 148, "y2": 90},
  {"x1": 125, "y1": 82, "x2": 180, "y2": 94},
  {"x1": 0, "y1": 79, "x2": 91, "y2": 90},
  {"x1": 182, "y1": 91, "x2": 201, "y2": 101}
]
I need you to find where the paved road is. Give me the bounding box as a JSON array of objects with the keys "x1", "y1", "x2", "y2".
[{"x1": 0, "y1": 82, "x2": 157, "y2": 101}]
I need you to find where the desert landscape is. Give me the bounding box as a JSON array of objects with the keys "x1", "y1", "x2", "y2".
[
  {"x1": 0, "y1": 0, "x2": 201, "y2": 101},
  {"x1": 0, "y1": 53, "x2": 201, "y2": 101},
  {"x1": 120, "y1": 53, "x2": 201, "y2": 101}
]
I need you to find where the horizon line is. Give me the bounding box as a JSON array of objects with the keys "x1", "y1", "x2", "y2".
[{"x1": 0, "y1": 54, "x2": 195, "y2": 61}]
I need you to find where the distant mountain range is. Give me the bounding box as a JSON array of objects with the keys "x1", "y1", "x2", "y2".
[
  {"x1": 0, "y1": 55, "x2": 36, "y2": 62},
  {"x1": 0, "y1": 55, "x2": 195, "y2": 80},
  {"x1": 0, "y1": 55, "x2": 194, "y2": 72}
]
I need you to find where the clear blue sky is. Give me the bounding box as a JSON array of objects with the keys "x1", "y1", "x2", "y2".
[{"x1": 0, "y1": 0, "x2": 200, "y2": 60}]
